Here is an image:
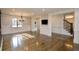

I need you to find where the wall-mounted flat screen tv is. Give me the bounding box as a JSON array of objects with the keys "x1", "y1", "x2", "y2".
[{"x1": 41, "y1": 19, "x2": 48, "y2": 25}]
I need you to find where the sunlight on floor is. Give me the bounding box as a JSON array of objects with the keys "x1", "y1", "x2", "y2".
[
  {"x1": 12, "y1": 35, "x2": 22, "y2": 48},
  {"x1": 65, "y1": 43, "x2": 73, "y2": 48},
  {"x1": 12, "y1": 33, "x2": 35, "y2": 48}
]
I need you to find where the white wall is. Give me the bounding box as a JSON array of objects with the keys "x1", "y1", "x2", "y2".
[
  {"x1": 51, "y1": 14, "x2": 71, "y2": 35},
  {"x1": 74, "y1": 9, "x2": 79, "y2": 44},
  {"x1": 40, "y1": 15, "x2": 52, "y2": 36},
  {"x1": 1, "y1": 14, "x2": 31, "y2": 34}
]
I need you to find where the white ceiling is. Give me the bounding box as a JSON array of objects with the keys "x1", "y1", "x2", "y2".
[{"x1": 1, "y1": 8, "x2": 74, "y2": 17}]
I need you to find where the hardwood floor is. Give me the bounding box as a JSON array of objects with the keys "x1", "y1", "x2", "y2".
[{"x1": 2, "y1": 32, "x2": 76, "y2": 51}]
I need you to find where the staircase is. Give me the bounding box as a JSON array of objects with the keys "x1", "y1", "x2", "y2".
[{"x1": 64, "y1": 19, "x2": 73, "y2": 35}]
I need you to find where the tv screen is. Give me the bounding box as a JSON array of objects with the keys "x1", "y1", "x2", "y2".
[{"x1": 42, "y1": 19, "x2": 48, "y2": 25}]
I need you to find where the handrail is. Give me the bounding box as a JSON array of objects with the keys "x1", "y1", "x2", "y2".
[
  {"x1": 64, "y1": 19, "x2": 72, "y2": 24},
  {"x1": 64, "y1": 19, "x2": 73, "y2": 34}
]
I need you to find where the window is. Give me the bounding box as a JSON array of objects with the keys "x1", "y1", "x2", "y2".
[
  {"x1": 12, "y1": 18, "x2": 22, "y2": 28},
  {"x1": 18, "y1": 20, "x2": 22, "y2": 27},
  {"x1": 12, "y1": 18, "x2": 17, "y2": 27}
]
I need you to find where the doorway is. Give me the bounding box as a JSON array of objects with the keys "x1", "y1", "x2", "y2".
[{"x1": 31, "y1": 18, "x2": 40, "y2": 34}]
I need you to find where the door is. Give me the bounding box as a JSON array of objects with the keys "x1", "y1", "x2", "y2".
[{"x1": 32, "y1": 19, "x2": 40, "y2": 33}]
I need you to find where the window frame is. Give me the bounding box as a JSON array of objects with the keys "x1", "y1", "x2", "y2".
[{"x1": 12, "y1": 17, "x2": 22, "y2": 28}]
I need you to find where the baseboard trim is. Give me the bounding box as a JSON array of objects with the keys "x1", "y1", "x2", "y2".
[
  {"x1": 52, "y1": 32, "x2": 72, "y2": 37},
  {"x1": 2, "y1": 31, "x2": 31, "y2": 36}
]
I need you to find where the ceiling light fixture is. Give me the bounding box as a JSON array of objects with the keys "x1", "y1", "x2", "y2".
[
  {"x1": 12, "y1": 9, "x2": 15, "y2": 12},
  {"x1": 65, "y1": 15, "x2": 74, "y2": 19},
  {"x1": 19, "y1": 16, "x2": 24, "y2": 22},
  {"x1": 42, "y1": 8, "x2": 45, "y2": 12}
]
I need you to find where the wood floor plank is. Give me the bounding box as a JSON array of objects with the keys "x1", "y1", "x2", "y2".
[{"x1": 2, "y1": 32, "x2": 75, "y2": 51}]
